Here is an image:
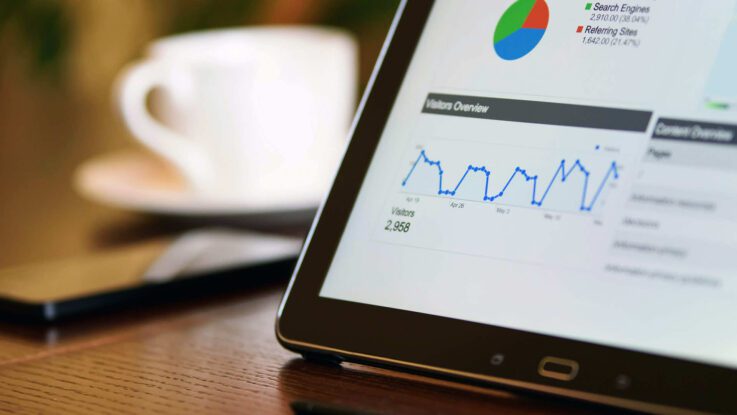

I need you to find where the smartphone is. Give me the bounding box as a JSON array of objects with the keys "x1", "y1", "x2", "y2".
[{"x1": 0, "y1": 229, "x2": 301, "y2": 322}]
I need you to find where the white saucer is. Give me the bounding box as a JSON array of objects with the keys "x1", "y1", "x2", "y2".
[{"x1": 74, "y1": 150, "x2": 320, "y2": 221}]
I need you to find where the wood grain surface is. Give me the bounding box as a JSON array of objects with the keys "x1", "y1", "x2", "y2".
[{"x1": 0, "y1": 279, "x2": 609, "y2": 414}]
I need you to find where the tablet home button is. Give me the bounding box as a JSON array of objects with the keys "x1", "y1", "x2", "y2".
[{"x1": 538, "y1": 356, "x2": 579, "y2": 381}]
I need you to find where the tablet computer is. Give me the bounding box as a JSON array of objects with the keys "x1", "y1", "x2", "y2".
[{"x1": 277, "y1": 1, "x2": 737, "y2": 413}]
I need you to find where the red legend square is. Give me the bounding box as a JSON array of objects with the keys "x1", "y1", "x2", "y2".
[{"x1": 576, "y1": 25, "x2": 584, "y2": 33}]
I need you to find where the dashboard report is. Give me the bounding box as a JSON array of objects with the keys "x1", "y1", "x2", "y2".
[{"x1": 320, "y1": 0, "x2": 737, "y2": 369}]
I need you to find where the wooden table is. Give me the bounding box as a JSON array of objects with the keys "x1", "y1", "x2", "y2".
[{"x1": 0, "y1": 272, "x2": 612, "y2": 414}]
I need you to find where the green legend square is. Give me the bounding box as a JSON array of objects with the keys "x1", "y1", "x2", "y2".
[{"x1": 585, "y1": 3, "x2": 593, "y2": 10}]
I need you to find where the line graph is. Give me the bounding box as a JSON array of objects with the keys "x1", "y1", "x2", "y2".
[{"x1": 401, "y1": 149, "x2": 619, "y2": 212}]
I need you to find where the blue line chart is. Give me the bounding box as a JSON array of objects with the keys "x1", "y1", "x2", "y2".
[{"x1": 401, "y1": 149, "x2": 619, "y2": 212}]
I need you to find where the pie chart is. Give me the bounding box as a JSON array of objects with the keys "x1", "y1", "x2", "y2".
[{"x1": 494, "y1": 0, "x2": 549, "y2": 61}]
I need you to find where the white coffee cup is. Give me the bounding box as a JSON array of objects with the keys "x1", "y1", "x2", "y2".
[{"x1": 116, "y1": 27, "x2": 356, "y2": 208}]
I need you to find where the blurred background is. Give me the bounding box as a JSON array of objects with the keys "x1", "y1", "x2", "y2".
[{"x1": 0, "y1": 0, "x2": 398, "y2": 268}]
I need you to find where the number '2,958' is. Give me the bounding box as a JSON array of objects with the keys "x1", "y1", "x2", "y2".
[{"x1": 385, "y1": 220, "x2": 411, "y2": 233}]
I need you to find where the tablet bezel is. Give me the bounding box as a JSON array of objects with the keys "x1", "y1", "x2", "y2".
[{"x1": 276, "y1": 1, "x2": 736, "y2": 413}]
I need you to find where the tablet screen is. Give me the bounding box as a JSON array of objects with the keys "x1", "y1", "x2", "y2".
[{"x1": 320, "y1": 0, "x2": 737, "y2": 369}]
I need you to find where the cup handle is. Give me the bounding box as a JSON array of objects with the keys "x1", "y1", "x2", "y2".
[{"x1": 116, "y1": 60, "x2": 212, "y2": 192}]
